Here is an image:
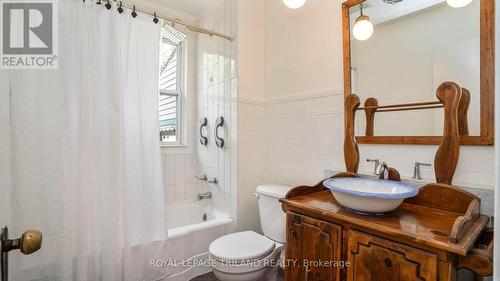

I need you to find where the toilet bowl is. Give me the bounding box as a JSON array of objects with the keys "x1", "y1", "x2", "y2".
[
  {"x1": 210, "y1": 231, "x2": 284, "y2": 281},
  {"x1": 208, "y1": 184, "x2": 293, "y2": 281}
]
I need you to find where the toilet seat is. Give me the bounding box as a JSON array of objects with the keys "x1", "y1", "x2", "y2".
[
  {"x1": 209, "y1": 231, "x2": 275, "y2": 263},
  {"x1": 209, "y1": 231, "x2": 284, "y2": 277}
]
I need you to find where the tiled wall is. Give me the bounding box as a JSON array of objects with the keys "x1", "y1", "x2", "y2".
[
  {"x1": 236, "y1": 0, "x2": 267, "y2": 232},
  {"x1": 196, "y1": 0, "x2": 238, "y2": 217},
  {"x1": 237, "y1": 102, "x2": 266, "y2": 231},
  {"x1": 265, "y1": 91, "x2": 345, "y2": 186},
  {"x1": 162, "y1": 153, "x2": 195, "y2": 205},
  {"x1": 257, "y1": 0, "x2": 495, "y2": 217},
  {"x1": 264, "y1": 93, "x2": 496, "y2": 191}
]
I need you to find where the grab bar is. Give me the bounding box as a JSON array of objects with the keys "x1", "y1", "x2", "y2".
[
  {"x1": 199, "y1": 117, "x2": 208, "y2": 146},
  {"x1": 214, "y1": 117, "x2": 224, "y2": 148}
]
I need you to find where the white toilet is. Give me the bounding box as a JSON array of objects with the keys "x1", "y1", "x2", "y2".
[{"x1": 208, "y1": 184, "x2": 293, "y2": 281}]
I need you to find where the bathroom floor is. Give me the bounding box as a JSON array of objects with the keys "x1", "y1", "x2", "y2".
[{"x1": 190, "y1": 269, "x2": 285, "y2": 281}]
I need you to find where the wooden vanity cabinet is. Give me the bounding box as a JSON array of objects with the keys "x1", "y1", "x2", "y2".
[
  {"x1": 346, "y1": 230, "x2": 438, "y2": 281},
  {"x1": 286, "y1": 213, "x2": 343, "y2": 281},
  {"x1": 280, "y1": 75, "x2": 494, "y2": 281},
  {"x1": 284, "y1": 212, "x2": 442, "y2": 281},
  {"x1": 281, "y1": 188, "x2": 491, "y2": 281}
]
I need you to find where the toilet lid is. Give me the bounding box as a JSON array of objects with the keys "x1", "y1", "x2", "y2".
[{"x1": 209, "y1": 231, "x2": 275, "y2": 262}]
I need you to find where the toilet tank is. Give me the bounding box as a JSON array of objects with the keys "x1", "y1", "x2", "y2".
[{"x1": 256, "y1": 184, "x2": 293, "y2": 243}]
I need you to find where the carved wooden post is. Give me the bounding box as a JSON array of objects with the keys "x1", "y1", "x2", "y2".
[
  {"x1": 364, "y1": 97, "x2": 378, "y2": 136},
  {"x1": 458, "y1": 88, "x2": 470, "y2": 136},
  {"x1": 344, "y1": 94, "x2": 360, "y2": 173},
  {"x1": 434, "y1": 82, "x2": 462, "y2": 185}
]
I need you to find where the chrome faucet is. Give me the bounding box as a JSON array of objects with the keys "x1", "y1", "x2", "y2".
[
  {"x1": 375, "y1": 161, "x2": 389, "y2": 177},
  {"x1": 197, "y1": 192, "x2": 212, "y2": 201},
  {"x1": 413, "y1": 162, "x2": 432, "y2": 180}
]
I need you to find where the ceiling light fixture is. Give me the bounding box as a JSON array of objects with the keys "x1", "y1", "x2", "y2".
[
  {"x1": 353, "y1": 4, "x2": 374, "y2": 41},
  {"x1": 383, "y1": 0, "x2": 403, "y2": 4},
  {"x1": 283, "y1": 0, "x2": 306, "y2": 9},
  {"x1": 446, "y1": 0, "x2": 473, "y2": 8}
]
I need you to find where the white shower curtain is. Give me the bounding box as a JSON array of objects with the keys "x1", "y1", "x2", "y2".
[{"x1": 2, "y1": 1, "x2": 168, "y2": 281}]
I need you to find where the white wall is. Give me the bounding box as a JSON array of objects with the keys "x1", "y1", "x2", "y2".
[
  {"x1": 162, "y1": 153, "x2": 195, "y2": 205},
  {"x1": 0, "y1": 71, "x2": 11, "y2": 227},
  {"x1": 236, "y1": 0, "x2": 267, "y2": 232},
  {"x1": 196, "y1": 0, "x2": 238, "y2": 217},
  {"x1": 235, "y1": 0, "x2": 495, "y2": 229},
  {"x1": 261, "y1": 0, "x2": 344, "y2": 187}
]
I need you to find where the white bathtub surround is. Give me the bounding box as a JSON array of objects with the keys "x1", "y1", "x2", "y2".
[
  {"x1": 196, "y1": 0, "x2": 238, "y2": 219},
  {"x1": 0, "y1": 2, "x2": 168, "y2": 281},
  {"x1": 162, "y1": 153, "x2": 196, "y2": 205},
  {"x1": 163, "y1": 203, "x2": 234, "y2": 281}
]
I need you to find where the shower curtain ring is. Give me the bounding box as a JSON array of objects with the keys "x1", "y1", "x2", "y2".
[
  {"x1": 153, "y1": 12, "x2": 159, "y2": 24},
  {"x1": 131, "y1": 5, "x2": 137, "y2": 17},
  {"x1": 117, "y1": 1, "x2": 123, "y2": 13},
  {"x1": 105, "y1": 0, "x2": 112, "y2": 10}
]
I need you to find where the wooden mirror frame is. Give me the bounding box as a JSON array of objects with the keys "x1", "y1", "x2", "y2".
[{"x1": 342, "y1": 0, "x2": 495, "y2": 146}]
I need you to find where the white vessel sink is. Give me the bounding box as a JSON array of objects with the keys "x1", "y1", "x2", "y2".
[{"x1": 323, "y1": 178, "x2": 418, "y2": 215}]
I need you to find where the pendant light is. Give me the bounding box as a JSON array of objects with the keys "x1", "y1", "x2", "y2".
[
  {"x1": 353, "y1": 4, "x2": 374, "y2": 41},
  {"x1": 446, "y1": 0, "x2": 473, "y2": 8},
  {"x1": 283, "y1": 0, "x2": 306, "y2": 9}
]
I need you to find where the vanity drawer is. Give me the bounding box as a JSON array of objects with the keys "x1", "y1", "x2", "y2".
[
  {"x1": 347, "y1": 230, "x2": 438, "y2": 281},
  {"x1": 286, "y1": 213, "x2": 343, "y2": 281}
]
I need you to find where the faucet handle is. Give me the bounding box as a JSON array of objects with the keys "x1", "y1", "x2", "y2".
[
  {"x1": 195, "y1": 175, "x2": 208, "y2": 181},
  {"x1": 413, "y1": 162, "x2": 432, "y2": 180},
  {"x1": 367, "y1": 159, "x2": 380, "y2": 175}
]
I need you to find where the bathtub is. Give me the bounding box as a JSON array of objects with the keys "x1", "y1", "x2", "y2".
[{"x1": 162, "y1": 203, "x2": 234, "y2": 281}]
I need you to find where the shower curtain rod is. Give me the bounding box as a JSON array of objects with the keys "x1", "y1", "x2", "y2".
[{"x1": 95, "y1": 0, "x2": 234, "y2": 41}]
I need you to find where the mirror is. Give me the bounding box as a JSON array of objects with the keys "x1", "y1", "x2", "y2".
[{"x1": 342, "y1": 0, "x2": 494, "y2": 145}]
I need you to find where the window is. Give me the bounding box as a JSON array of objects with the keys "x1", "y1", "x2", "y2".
[{"x1": 159, "y1": 25, "x2": 186, "y2": 144}]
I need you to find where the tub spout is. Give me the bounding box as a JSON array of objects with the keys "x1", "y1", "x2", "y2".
[{"x1": 197, "y1": 192, "x2": 212, "y2": 201}]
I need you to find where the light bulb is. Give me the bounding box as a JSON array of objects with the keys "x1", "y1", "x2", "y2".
[
  {"x1": 283, "y1": 0, "x2": 306, "y2": 9},
  {"x1": 353, "y1": 15, "x2": 374, "y2": 41},
  {"x1": 446, "y1": 0, "x2": 473, "y2": 8}
]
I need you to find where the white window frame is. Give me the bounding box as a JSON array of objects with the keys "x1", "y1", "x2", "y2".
[{"x1": 160, "y1": 38, "x2": 184, "y2": 146}]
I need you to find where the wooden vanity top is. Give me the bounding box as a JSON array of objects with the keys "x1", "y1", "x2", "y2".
[{"x1": 281, "y1": 190, "x2": 489, "y2": 256}]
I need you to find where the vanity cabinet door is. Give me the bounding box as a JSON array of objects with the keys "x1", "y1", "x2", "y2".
[
  {"x1": 347, "y1": 230, "x2": 438, "y2": 281},
  {"x1": 285, "y1": 213, "x2": 342, "y2": 281}
]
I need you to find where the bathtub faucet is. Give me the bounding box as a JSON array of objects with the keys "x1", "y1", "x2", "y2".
[{"x1": 197, "y1": 192, "x2": 212, "y2": 201}]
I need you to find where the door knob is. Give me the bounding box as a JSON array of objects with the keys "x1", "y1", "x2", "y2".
[
  {"x1": 4, "y1": 229, "x2": 43, "y2": 255},
  {"x1": 1, "y1": 226, "x2": 42, "y2": 281}
]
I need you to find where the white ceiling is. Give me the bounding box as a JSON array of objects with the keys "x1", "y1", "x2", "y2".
[
  {"x1": 143, "y1": 0, "x2": 220, "y2": 17},
  {"x1": 351, "y1": 0, "x2": 445, "y2": 25}
]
